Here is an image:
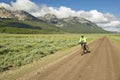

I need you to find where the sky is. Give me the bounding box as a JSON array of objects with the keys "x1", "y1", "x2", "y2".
[{"x1": 0, "y1": 0, "x2": 120, "y2": 32}]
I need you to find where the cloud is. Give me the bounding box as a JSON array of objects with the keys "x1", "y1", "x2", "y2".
[
  {"x1": 0, "y1": 0, "x2": 120, "y2": 32},
  {"x1": 11, "y1": 0, "x2": 39, "y2": 12},
  {"x1": 77, "y1": 10, "x2": 108, "y2": 23},
  {"x1": 76, "y1": 10, "x2": 120, "y2": 32},
  {"x1": 0, "y1": 0, "x2": 39, "y2": 12},
  {"x1": 31, "y1": 5, "x2": 77, "y2": 18},
  {"x1": 98, "y1": 21, "x2": 120, "y2": 27},
  {"x1": 0, "y1": 2, "x2": 12, "y2": 9}
]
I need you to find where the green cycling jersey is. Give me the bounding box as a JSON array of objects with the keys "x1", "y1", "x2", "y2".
[{"x1": 79, "y1": 37, "x2": 87, "y2": 43}]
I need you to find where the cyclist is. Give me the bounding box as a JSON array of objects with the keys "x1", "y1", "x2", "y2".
[{"x1": 79, "y1": 35, "x2": 88, "y2": 53}]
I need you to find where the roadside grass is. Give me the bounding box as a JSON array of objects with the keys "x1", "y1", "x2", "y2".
[
  {"x1": 108, "y1": 34, "x2": 120, "y2": 45},
  {"x1": 0, "y1": 45, "x2": 80, "y2": 80},
  {"x1": 0, "y1": 34, "x2": 103, "y2": 80}
]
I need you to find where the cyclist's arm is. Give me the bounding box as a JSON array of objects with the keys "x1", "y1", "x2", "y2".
[{"x1": 79, "y1": 38, "x2": 82, "y2": 43}]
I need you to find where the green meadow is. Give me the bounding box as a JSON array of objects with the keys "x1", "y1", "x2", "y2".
[
  {"x1": 0, "y1": 34, "x2": 103, "y2": 72},
  {"x1": 1, "y1": 33, "x2": 120, "y2": 80},
  {"x1": 108, "y1": 34, "x2": 120, "y2": 45},
  {"x1": 0, "y1": 33, "x2": 120, "y2": 73}
]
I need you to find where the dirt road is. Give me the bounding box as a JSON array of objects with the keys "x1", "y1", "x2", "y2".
[{"x1": 18, "y1": 37, "x2": 120, "y2": 80}]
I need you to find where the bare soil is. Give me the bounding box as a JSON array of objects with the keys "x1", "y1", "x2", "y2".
[{"x1": 16, "y1": 37, "x2": 120, "y2": 80}]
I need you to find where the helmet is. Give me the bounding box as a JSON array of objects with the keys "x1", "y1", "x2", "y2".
[{"x1": 81, "y1": 34, "x2": 84, "y2": 37}]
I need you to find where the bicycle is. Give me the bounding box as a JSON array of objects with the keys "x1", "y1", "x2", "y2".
[{"x1": 80, "y1": 42, "x2": 90, "y2": 55}]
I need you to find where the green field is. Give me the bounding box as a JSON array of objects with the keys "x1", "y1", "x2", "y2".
[
  {"x1": 0, "y1": 19, "x2": 109, "y2": 34},
  {"x1": 1, "y1": 33, "x2": 120, "y2": 73},
  {"x1": 0, "y1": 20, "x2": 63, "y2": 34},
  {"x1": 0, "y1": 34, "x2": 104, "y2": 72},
  {"x1": 108, "y1": 34, "x2": 120, "y2": 45},
  {"x1": 1, "y1": 33, "x2": 120, "y2": 80}
]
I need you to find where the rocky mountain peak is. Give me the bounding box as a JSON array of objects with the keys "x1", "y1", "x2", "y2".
[
  {"x1": 44, "y1": 14, "x2": 57, "y2": 20},
  {"x1": 0, "y1": 7, "x2": 39, "y2": 21},
  {"x1": 0, "y1": 7, "x2": 14, "y2": 19}
]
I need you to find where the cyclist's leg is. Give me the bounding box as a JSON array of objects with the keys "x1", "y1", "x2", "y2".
[
  {"x1": 83, "y1": 43, "x2": 87, "y2": 50},
  {"x1": 80, "y1": 43, "x2": 84, "y2": 49},
  {"x1": 80, "y1": 43, "x2": 85, "y2": 55},
  {"x1": 84, "y1": 43, "x2": 91, "y2": 53},
  {"x1": 86, "y1": 45, "x2": 89, "y2": 51}
]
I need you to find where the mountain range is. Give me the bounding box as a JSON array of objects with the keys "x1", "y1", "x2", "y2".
[{"x1": 0, "y1": 7, "x2": 109, "y2": 34}]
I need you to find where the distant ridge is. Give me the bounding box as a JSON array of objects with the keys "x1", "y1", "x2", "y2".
[{"x1": 0, "y1": 7, "x2": 110, "y2": 34}]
